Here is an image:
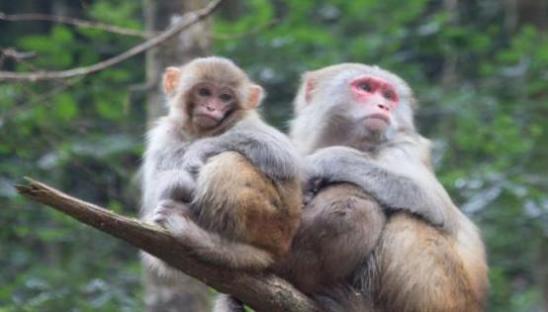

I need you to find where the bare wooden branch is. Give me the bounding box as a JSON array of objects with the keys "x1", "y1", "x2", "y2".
[
  {"x1": 0, "y1": 12, "x2": 151, "y2": 38},
  {"x1": 15, "y1": 177, "x2": 318, "y2": 312},
  {"x1": 1, "y1": 48, "x2": 37, "y2": 61},
  {"x1": 0, "y1": 0, "x2": 223, "y2": 82}
]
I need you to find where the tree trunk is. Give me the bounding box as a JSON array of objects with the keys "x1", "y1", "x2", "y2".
[
  {"x1": 143, "y1": 1, "x2": 211, "y2": 311},
  {"x1": 540, "y1": 237, "x2": 548, "y2": 312}
]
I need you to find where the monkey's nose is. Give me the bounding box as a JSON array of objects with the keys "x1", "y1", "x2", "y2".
[{"x1": 377, "y1": 103, "x2": 390, "y2": 111}]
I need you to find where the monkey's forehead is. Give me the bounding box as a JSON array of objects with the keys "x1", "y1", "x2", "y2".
[
  {"x1": 309, "y1": 64, "x2": 413, "y2": 95},
  {"x1": 185, "y1": 60, "x2": 249, "y2": 83},
  {"x1": 312, "y1": 64, "x2": 401, "y2": 82}
]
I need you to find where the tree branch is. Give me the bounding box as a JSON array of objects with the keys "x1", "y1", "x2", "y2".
[
  {"x1": 0, "y1": 12, "x2": 151, "y2": 38},
  {"x1": 0, "y1": 48, "x2": 37, "y2": 61},
  {"x1": 15, "y1": 177, "x2": 318, "y2": 312},
  {"x1": 0, "y1": 0, "x2": 223, "y2": 82}
]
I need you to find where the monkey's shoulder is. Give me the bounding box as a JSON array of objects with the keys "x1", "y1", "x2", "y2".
[
  {"x1": 377, "y1": 133, "x2": 431, "y2": 165},
  {"x1": 147, "y1": 117, "x2": 188, "y2": 139},
  {"x1": 145, "y1": 118, "x2": 190, "y2": 150}
]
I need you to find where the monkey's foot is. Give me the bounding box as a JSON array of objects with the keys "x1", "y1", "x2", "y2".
[
  {"x1": 152, "y1": 199, "x2": 191, "y2": 227},
  {"x1": 163, "y1": 212, "x2": 197, "y2": 237}
]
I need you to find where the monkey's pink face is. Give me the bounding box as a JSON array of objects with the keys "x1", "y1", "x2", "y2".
[
  {"x1": 350, "y1": 75, "x2": 399, "y2": 132},
  {"x1": 189, "y1": 83, "x2": 236, "y2": 130}
]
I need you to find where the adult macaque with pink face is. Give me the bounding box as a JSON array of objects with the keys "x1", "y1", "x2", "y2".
[
  {"x1": 350, "y1": 75, "x2": 399, "y2": 131},
  {"x1": 283, "y1": 64, "x2": 487, "y2": 311}
]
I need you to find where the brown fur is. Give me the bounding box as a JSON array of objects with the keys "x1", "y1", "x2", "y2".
[
  {"x1": 275, "y1": 183, "x2": 385, "y2": 294},
  {"x1": 367, "y1": 214, "x2": 486, "y2": 312},
  {"x1": 196, "y1": 152, "x2": 302, "y2": 259}
]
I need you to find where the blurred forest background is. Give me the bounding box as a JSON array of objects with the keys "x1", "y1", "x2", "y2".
[{"x1": 0, "y1": 0, "x2": 547, "y2": 311}]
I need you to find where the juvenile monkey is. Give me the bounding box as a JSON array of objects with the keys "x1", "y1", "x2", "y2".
[
  {"x1": 140, "y1": 57, "x2": 302, "y2": 276},
  {"x1": 287, "y1": 63, "x2": 488, "y2": 311}
]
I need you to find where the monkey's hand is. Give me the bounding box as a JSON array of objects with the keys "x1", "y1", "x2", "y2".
[
  {"x1": 155, "y1": 170, "x2": 197, "y2": 204},
  {"x1": 152, "y1": 199, "x2": 192, "y2": 227},
  {"x1": 183, "y1": 138, "x2": 224, "y2": 177},
  {"x1": 302, "y1": 147, "x2": 359, "y2": 204},
  {"x1": 303, "y1": 175, "x2": 328, "y2": 205},
  {"x1": 304, "y1": 146, "x2": 364, "y2": 184}
]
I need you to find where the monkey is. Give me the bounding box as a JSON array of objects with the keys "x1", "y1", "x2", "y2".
[
  {"x1": 285, "y1": 63, "x2": 489, "y2": 312},
  {"x1": 140, "y1": 57, "x2": 302, "y2": 279}
]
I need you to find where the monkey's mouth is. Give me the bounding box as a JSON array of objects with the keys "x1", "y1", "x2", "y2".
[
  {"x1": 365, "y1": 114, "x2": 389, "y2": 123},
  {"x1": 194, "y1": 113, "x2": 223, "y2": 128},
  {"x1": 364, "y1": 114, "x2": 390, "y2": 132}
]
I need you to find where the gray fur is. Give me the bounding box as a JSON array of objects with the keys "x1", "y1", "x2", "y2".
[
  {"x1": 213, "y1": 295, "x2": 245, "y2": 312},
  {"x1": 182, "y1": 112, "x2": 302, "y2": 182},
  {"x1": 304, "y1": 146, "x2": 447, "y2": 228},
  {"x1": 142, "y1": 112, "x2": 301, "y2": 219}
]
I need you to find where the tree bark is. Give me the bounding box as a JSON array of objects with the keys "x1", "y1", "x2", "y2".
[
  {"x1": 16, "y1": 178, "x2": 318, "y2": 312},
  {"x1": 539, "y1": 237, "x2": 548, "y2": 312},
  {"x1": 143, "y1": 0, "x2": 213, "y2": 310}
]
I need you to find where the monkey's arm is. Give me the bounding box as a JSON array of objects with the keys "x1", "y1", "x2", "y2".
[
  {"x1": 305, "y1": 146, "x2": 449, "y2": 228},
  {"x1": 141, "y1": 120, "x2": 197, "y2": 216},
  {"x1": 184, "y1": 119, "x2": 301, "y2": 181},
  {"x1": 141, "y1": 148, "x2": 196, "y2": 218}
]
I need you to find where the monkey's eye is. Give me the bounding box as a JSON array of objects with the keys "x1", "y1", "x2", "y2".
[
  {"x1": 219, "y1": 93, "x2": 233, "y2": 102},
  {"x1": 383, "y1": 90, "x2": 395, "y2": 100},
  {"x1": 359, "y1": 82, "x2": 373, "y2": 92},
  {"x1": 197, "y1": 87, "x2": 212, "y2": 97}
]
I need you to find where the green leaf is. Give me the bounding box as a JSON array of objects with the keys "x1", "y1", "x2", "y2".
[{"x1": 54, "y1": 94, "x2": 78, "y2": 121}]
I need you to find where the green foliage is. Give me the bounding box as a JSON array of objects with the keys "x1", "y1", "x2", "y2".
[
  {"x1": 0, "y1": 0, "x2": 546, "y2": 310},
  {"x1": 0, "y1": 0, "x2": 144, "y2": 310}
]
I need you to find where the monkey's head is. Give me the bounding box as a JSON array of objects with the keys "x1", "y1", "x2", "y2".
[
  {"x1": 291, "y1": 63, "x2": 416, "y2": 153},
  {"x1": 163, "y1": 57, "x2": 264, "y2": 135}
]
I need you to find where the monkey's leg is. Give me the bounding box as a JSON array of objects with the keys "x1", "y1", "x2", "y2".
[
  {"x1": 195, "y1": 152, "x2": 302, "y2": 312},
  {"x1": 278, "y1": 183, "x2": 385, "y2": 295},
  {"x1": 140, "y1": 200, "x2": 194, "y2": 279},
  {"x1": 371, "y1": 213, "x2": 486, "y2": 312},
  {"x1": 193, "y1": 151, "x2": 302, "y2": 259}
]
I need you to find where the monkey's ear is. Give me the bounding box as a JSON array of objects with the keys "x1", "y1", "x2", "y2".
[
  {"x1": 247, "y1": 84, "x2": 264, "y2": 108},
  {"x1": 294, "y1": 72, "x2": 316, "y2": 113},
  {"x1": 162, "y1": 67, "x2": 182, "y2": 96},
  {"x1": 304, "y1": 78, "x2": 316, "y2": 103}
]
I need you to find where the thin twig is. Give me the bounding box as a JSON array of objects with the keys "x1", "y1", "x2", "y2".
[
  {"x1": 0, "y1": 0, "x2": 223, "y2": 82},
  {"x1": 1, "y1": 48, "x2": 37, "y2": 61},
  {"x1": 0, "y1": 12, "x2": 151, "y2": 38}
]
